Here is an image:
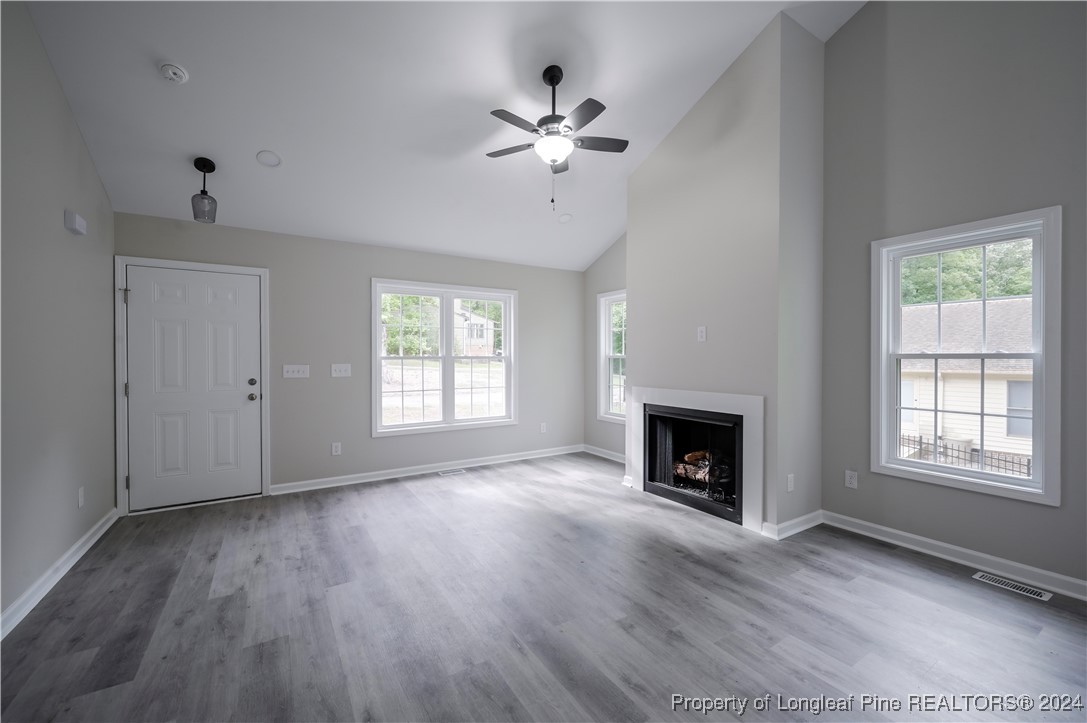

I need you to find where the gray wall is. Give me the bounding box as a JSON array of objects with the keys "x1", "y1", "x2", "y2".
[
  {"x1": 627, "y1": 15, "x2": 824, "y2": 527},
  {"x1": 822, "y1": 2, "x2": 1086, "y2": 578},
  {"x1": 775, "y1": 15, "x2": 825, "y2": 524},
  {"x1": 115, "y1": 213, "x2": 585, "y2": 487},
  {"x1": 2, "y1": 2, "x2": 117, "y2": 611},
  {"x1": 582, "y1": 235, "x2": 627, "y2": 456}
]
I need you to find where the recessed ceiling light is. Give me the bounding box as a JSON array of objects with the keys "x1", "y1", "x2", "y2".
[
  {"x1": 159, "y1": 63, "x2": 188, "y2": 84},
  {"x1": 558, "y1": 213, "x2": 574, "y2": 224},
  {"x1": 256, "y1": 150, "x2": 281, "y2": 168}
]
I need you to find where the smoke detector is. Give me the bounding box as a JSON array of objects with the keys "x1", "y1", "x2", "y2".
[{"x1": 159, "y1": 63, "x2": 189, "y2": 84}]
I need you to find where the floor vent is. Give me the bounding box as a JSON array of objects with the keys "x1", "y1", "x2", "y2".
[
  {"x1": 437, "y1": 468, "x2": 466, "y2": 476},
  {"x1": 972, "y1": 572, "x2": 1052, "y2": 601}
]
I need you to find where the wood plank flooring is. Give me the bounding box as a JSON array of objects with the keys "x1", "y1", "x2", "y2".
[{"x1": 3, "y1": 453, "x2": 1084, "y2": 722}]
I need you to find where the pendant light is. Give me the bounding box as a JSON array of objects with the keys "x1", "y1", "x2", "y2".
[{"x1": 191, "y1": 157, "x2": 217, "y2": 223}]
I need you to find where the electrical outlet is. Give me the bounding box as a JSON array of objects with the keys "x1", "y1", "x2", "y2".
[
  {"x1": 78, "y1": 486, "x2": 84, "y2": 508},
  {"x1": 696, "y1": 326, "x2": 707, "y2": 342},
  {"x1": 283, "y1": 364, "x2": 310, "y2": 378},
  {"x1": 787, "y1": 473, "x2": 795, "y2": 493},
  {"x1": 331, "y1": 363, "x2": 352, "y2": 378},
  {"x1": 331, "y1": 442, "x2": 342, "y2": 456},
  {"x1": 539, "y1": 423, "x2": 547, "y2": 433},
  {"x1": 845, "y1": 469, "x2": 858, "y2": 489}
]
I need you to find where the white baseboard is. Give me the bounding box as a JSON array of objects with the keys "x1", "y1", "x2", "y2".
[
  {"x1": 1, "y1": 508, "x2": 119, "y2": 640},
  {"x1": 762, "y1": 509, "x2": 824, "y2": 540},
  {"x1": 822, "y1": 511, "x2": 1087, "y2": 601},
  {"x1": 270, "y1": 445, "x2": 587, "y2": 496},
  {"x1": 582, "y1": 444, "x2": 625, "y2": 463}
]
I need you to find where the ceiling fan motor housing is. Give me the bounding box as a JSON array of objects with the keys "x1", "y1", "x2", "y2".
[{"x1": 537, "y1": 114, "x2": 565, "y2": 132}]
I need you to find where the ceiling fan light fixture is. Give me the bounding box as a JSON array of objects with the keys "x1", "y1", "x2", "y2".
[
  {"x1": 534, "y1": 134, "x2": 574, "y2": 165},
  {"x1": 191, "y1": 156, "x2": 217, "y2": 223}
]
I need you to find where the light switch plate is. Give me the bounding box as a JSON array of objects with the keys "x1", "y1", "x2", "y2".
[
  {"x1": 283, "y1": 364, "x2": 310, "y2": 378},
  {"x1": 331, "y1": 363, "x2": 352, "y2": 377}
]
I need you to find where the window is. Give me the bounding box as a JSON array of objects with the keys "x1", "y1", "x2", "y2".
[
  {"x1": 373, "y1": 279, "x2": 515, "y2": 436},
  {"x1": 871, "y1": 207, "x2": 1061, "y2": 505},
  {"x1": 598, "y1": 290, "x2": 627, "y2": 422},
  {"x1": 1006, "y1": 380, "x2": 1032, "y2": 438}
]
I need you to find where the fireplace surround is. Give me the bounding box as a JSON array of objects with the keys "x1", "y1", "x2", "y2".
[{"x1": 625, "y1": 387, "x2": 764, "y2": 534}]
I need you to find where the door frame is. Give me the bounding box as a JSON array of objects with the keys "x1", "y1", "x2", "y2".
[{"x1": 115, "y1": 256, "x2": 271, "y2": 514}]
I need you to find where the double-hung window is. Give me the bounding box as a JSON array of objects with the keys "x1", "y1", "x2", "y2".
[
  {"x1": 373, "y1": 279, "x2": 515, "y2": 436},
  {"x1": 598, "y1": 290, "x2": 627, "y2": 422},
  {"x1": 871, "y1": 207, "x2": 1061, "y2": 505}
]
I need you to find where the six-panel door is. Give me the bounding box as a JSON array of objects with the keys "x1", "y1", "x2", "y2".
[{"x1": 127, "y1": 265, "x2": 262, "y2": 510}]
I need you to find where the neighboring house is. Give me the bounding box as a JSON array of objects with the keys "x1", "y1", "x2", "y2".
[
  {"x1": 453, "y1": 303, "x2": 497, "y2": 356},
  {"x1": 899, "y1": 296, "x2": 1033, "y2": 476}
]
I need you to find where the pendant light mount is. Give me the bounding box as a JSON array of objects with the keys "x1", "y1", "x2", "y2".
[{"x1": 194, "y1": 156, "x2": 216, "y2": 177}]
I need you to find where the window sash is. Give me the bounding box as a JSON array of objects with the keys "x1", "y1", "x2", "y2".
[{"x1": 893, "y1": 354, "x2": 1037, "y2": 484}]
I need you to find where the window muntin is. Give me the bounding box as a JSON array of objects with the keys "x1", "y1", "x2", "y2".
[
  {"x1": 598, "y1": 291, "x2": 627, "y2": 422},
  {"x1": 872, "y1": 207, "x2": 1060, "y2": 505},
  {"x1": 374, "y1": 280, "x2": 515, "y2": 435}
]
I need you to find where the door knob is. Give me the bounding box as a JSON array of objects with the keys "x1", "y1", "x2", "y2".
[
  {"x1": 248, "y1": 393, "x2": 258, "y2": 401},
  {"x1": 248, "y1": 378, "x2": 257, "y2": 386}
]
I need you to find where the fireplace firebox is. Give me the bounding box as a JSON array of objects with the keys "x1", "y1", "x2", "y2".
[{"x1": 644, "y1": 404, "x2": 742, "y2": 525}]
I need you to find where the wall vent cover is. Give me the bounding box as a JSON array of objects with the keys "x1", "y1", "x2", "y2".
[
  {"x1": 437, "y1": 468, "x2": 466, "y2": 476},
  {"x1": 972, "y1": 571, "x2": 1052, "y2": 601}
]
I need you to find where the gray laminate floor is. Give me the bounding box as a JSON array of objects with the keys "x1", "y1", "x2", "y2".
[{"x1": 2, "y1": 453, "x2": 1084, "y2": 722}]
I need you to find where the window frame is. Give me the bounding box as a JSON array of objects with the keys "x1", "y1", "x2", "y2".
[
  {"x1": 597, "y1": 290, "x2": 627, "y2": 424},
  {"x1": 870, "y1": 207, "x2": 1061, "y2": 506},
  {"x1": 372, "y1": 278, "x2": 517, "y2": 437}
]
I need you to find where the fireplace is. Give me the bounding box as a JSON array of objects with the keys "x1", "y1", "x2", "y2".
[{"x1": 644, "y1": 404, "x2": 742, "y2": 524}]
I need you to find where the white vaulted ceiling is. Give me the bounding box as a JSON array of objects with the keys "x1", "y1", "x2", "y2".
[{"x1": 28, "y1": 2, "x2": 862, "y2": 270}]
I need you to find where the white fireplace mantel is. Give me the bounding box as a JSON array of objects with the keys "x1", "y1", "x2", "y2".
[{"x1": 624, "y1": 387, "x2": 765, "y2": 535}]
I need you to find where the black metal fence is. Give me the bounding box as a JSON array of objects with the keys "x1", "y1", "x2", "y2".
[{"x1": 899, "y1": 434, "x2": 1032, "y2": 478}]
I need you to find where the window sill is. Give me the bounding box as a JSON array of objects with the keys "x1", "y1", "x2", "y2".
[
  {"x1": 872, "y1": 459, "x2": 1057, "y2": 506},
  {"x1": 597, "y1": 413, "x2": 626, "y2": 425},
  {"x1": 373, "y1": 417, "x2": 516, "y2": 438}
]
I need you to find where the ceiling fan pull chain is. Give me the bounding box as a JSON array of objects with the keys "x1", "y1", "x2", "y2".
[{"x1": 551, "y1": 174, "x2": 556, "y2": 212}]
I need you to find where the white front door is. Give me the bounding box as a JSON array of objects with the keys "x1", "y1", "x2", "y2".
[{"x1": 125, "y1": 265, "x2": 263, "y2": 510}]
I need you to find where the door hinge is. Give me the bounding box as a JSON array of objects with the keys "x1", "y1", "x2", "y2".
[
  {"x1": 124, "y1": 382, "x2": 129, "y2": 397},
  {"x1": 125, "y1": 475, "x2": 130, "y2": 490},
  {"x1": 121, "y1": 288, "x2": 130, "y2": 304}
]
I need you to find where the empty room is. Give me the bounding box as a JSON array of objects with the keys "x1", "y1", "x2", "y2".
[{"x1": 2, "y1": 1, "x2": 1085, "y2": 721}]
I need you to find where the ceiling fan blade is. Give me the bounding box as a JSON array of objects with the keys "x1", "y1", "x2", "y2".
[
  {"x1": 562, "y1": 98, "x2": 605, "y2": 132},
  {"x1": 491, "y1": 109, "x2": 541, "y2": 134},
  {"x1": 574, "y1": 136, "x2": 629, "y2": 153},
  {"x1": 486, "y1": 143, "x2": 536, "y2": 158},
  {"x1": 551, "y1": 159, "x2": 569, "y2": 174}
]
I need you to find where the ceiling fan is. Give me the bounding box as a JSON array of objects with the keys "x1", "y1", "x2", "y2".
[{"x1": 486, "y1": 65, "x2": 629, "y2": 174}]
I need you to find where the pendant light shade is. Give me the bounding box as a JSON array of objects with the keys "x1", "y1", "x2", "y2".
[{"x1": 191, "y1": 157, "x2": 217, "y2": 223}]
